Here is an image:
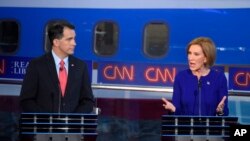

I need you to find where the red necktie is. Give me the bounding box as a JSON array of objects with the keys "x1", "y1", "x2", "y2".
[{"x1": 59, "y1": 60, "x2": 67, "y2": 97}]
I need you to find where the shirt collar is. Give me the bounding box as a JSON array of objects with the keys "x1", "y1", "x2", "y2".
[{"x1": 51, "y1": 50, "x2": 68, "y2": 67}]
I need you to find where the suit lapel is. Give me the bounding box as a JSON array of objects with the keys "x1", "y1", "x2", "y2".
[
  {"x1": 46, "y1": 53, "x2": 60, "y2": 92},
  {"x1": 65, "y1": 56, "x2": 76, "y2": 96}
]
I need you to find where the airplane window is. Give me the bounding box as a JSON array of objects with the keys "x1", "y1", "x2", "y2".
[
  {"x1": 144, "y1": 22, "x2": 169, "y2": 58},
  {"x1": 44, "y1": 22, "x2": 51, "y2": 53},
  {"x1": 0, "y1": 20, "x2": 19, "y2": 54},
  {"x1": 94, "y1": 22, "x2": 118, "y2": 56}
]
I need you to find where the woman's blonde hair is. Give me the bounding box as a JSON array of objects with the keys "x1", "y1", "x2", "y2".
[{"x1": 186, "y1": 37, "x2": 216, "y2": 68}]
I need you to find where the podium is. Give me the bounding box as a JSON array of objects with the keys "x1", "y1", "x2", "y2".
[
  {"x1": 161, "y1": 115, "x2": 238, "y2": 141},
  {"x1": 19, "y1": 113, "x2": 98, "y2": 141}
]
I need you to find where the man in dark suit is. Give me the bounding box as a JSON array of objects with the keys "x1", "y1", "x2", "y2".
[{"x1": 20, "y1": 20, "x2": 95, "y2": 113}]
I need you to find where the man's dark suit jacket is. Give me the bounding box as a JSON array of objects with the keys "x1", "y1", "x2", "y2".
[{"x1": 20, "y1": 52, "x2": 95, "y2": 113}]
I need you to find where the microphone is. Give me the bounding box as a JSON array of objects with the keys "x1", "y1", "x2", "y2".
[
  {"x1": 58, "y1": 82, "x2": 62, "y2": 113},
  {"x1": 50, "y1": 92, "x2": 54, "y2": 113},
  {"x1": 198, "y1": 79, "x2": 202, "y2": 116},
  {"x1": 198, "y1": 79, "x2": 202, "y2": 88}
]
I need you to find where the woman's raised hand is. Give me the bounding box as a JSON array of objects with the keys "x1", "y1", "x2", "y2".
[{"x1": 162, "y1": 97, "x2": 176, "y2": 112}]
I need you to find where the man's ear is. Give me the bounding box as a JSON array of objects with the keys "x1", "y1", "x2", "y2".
[{"x1": 53, "y1": 39, "x2": 59, "y2": 46}]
